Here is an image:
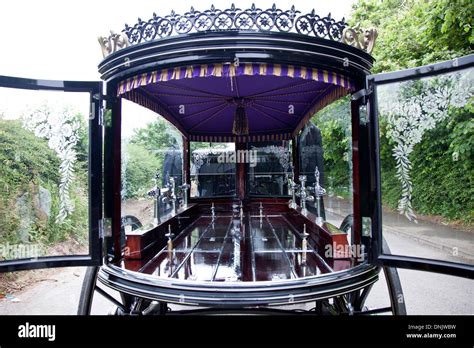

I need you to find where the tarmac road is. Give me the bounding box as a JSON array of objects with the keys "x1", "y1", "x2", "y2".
[{"x1": 364, "y1": 229, "x2": 474, "y2": 315}]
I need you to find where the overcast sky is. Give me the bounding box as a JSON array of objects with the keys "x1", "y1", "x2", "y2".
[{"x1": 0, "y1": 0, "x2": 356, "y2": 135}]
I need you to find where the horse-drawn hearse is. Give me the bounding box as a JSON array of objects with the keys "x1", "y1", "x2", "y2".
[{"x1": 0, "y1": 4, "x2": 472, "y2": 315}]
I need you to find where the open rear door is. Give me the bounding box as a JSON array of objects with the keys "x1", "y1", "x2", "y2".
[
  {"x1": 367, "y1": 55, "x2": 474, "y2": 278},
  {"x1": 0, "y1": 75, "x2": 102, "y2": 272}
]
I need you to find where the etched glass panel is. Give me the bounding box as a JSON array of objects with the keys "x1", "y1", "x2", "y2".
[
  {"x1": 0, "y1": 87, "x2": 90, "y2": 261},
  {"x1": 376, "y1": 67, "x2": 474, "y2": 265}
]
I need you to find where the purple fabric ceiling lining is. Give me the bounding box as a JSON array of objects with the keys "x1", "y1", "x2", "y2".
[{"x1": 120, "y1": 63, "x2": 353, "y2": 141}]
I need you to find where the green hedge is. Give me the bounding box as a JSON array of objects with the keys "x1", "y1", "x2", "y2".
[
  {"x1": 314, "y1": 102, "x2": 473, "y2": 224},
  {"x1": 0, "y1": 119, "x2": 88, "y2": 246},
  {"x1": 409, "y1": 106, "x2": 473, "y2": 223}
]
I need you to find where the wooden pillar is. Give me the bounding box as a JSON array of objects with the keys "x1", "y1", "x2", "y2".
[
  {"x1": 236, "y1": 142, "x2": 246, "y2": 200},
  {"x1": 351, "y1": 96, "x2": 362, "y2": 247},
  {"x1": 110, "y1": 96, "x2": 122, "y2": 262},
  {"x1": 351, "y1": 79, "x2": 369, "y2": 250}
]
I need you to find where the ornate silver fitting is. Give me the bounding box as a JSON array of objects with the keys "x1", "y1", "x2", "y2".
[{"x1": 313, "y1": 166, "x2": 326, "y2": 226}]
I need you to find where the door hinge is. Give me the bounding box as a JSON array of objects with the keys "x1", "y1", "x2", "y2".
[
  {"x1": 93, "y1": 93, "x2": 116, "y2": 103},
  {"x1": 359, "y1": 104, "x2": 369, "y2": 125},
  {"x1": 99, "y1": 218, "x2": 112, "y2": 239},
  {"x1": 98, "y1": 218, "x2": 103, "y2": 239},
  {"x1": 98, "y1": 106, "x2": 104, "y2": 126},
  {"x1": 362, "y1": 217, "x2": 372, "y2": 238},
  {"x1": 351, "y1": 85, "x2": 373, "y2": 102},
  {"x1": 89, "y1": 102, "x2": 96, "y2": 121},
  {"x1": 90, "y1": 100, "x2": 105, "y2": 125}
]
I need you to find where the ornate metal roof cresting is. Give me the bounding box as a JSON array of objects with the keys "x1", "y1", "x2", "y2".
[{"x1": 98, "y1": 4, "x2": 377, "y2": 58}]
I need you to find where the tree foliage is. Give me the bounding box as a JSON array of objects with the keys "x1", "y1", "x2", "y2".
[
  {"x1": 311, "y1": 97, "x2": 352, "y2": 196},
  {"x1": 130, "y1": 118, "x2": 181, "y2": 151},
  {"x1": 350, "y1": 0, "x2": 473, "y2": 72},
  {"x1": 121, "y1": 143, "x2": 161, "y2": 199},
  {"x1": 312, "y1": 0, "x2": 473, "y2": 224},
  {"x1": 122, "y1": 118, "x2": 186, "y2": 199}
]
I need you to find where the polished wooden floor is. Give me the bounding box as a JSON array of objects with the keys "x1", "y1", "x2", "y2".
[{"x1": 135, "y1": 213, "x2": 336, "y2": 282}]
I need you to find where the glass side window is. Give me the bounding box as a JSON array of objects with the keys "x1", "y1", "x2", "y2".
[
  {"x1": 248, "y1": 141, "x2": 292, "y2": 196},
  {"x1": 301, "y1": 99, "x2": 354, "y2": 231},
  {"x1": 0, "y1": 87, "x2": 91, "y2": 260},
  {"x1": 190, "y1": 142, "x2": 236, "y2": 198},
  {"x1": 376, "y1": 67, "x2": 473, "y2": 265},
  {"x1": 121, "y1": 100, "x2": 183, "y2": 231}
]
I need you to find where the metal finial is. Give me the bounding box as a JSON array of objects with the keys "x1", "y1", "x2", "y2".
[
  {"x1": 166, "y1": 225, "x2": 174, "y2": 239},
  {"x1": 302, "y1": 224, "x2": 308, "y2": 263}
]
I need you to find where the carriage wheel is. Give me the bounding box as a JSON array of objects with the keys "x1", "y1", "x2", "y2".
[
  {"x1": 77, "y1": 266, "x2": 130, "y2": 315},
  {"x1": 77, "y1": 266, "x2": 99, "y2": 315},
  {"x1": 121, "y1": 215, "x2": 142, "y2": 231},
  {"x1": 338, "y1": 214, "x2": 407, "y2": 315},
  {"x1": 380, "y1": 238, "x2": 407, "y2": 315},
  {"x1": 78, "y1": 266, "x2": 152, "y2": 315}
]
